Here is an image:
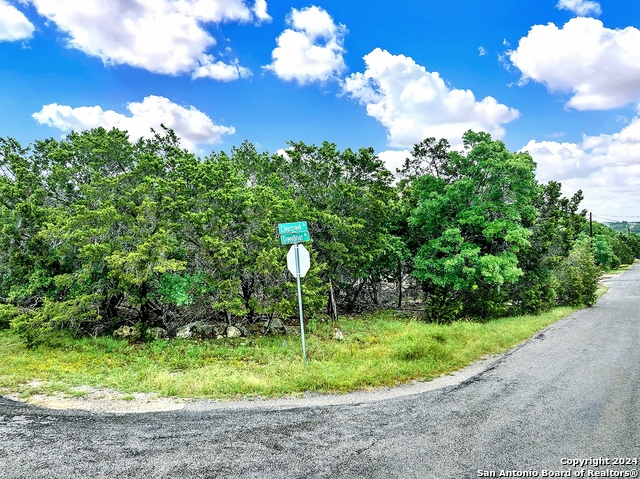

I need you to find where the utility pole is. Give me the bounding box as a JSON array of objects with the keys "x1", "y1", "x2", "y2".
[{"x1": 590, "y1": 212, "x2": 593, "y2": 247}]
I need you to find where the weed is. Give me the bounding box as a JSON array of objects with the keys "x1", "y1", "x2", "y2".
[{"x1": 0, "y1": 307, "x2": 578, "y2": 400}]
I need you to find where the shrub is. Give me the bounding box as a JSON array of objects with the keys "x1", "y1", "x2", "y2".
[
  {"x1": 0, "y1": 304, "x2": 21, "y2": 330},
  {"x1": 555, "y1": 238, "x2": 600, "y2": 307}
]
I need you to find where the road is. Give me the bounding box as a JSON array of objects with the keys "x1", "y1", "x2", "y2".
[{"x1": 1, "y1": 265, "x2": 639, "y2": 478}]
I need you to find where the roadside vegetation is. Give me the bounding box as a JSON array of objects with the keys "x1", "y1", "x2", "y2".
[
  {"x1": 0, "y1": 127, "x2": 638, "y2": 398},
  {"x1": 0, "y1": 307, "x2": 576, "y2": 399}
]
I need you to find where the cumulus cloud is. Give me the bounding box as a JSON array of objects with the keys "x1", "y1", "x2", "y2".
[
  {"x1": 26, "y1": 0, "x2": 263, "y2": 78},
  {"x1": 0, "y1": 0, "x2": 34, "y2": 41},
  {"x1": 509, "y1": 17, "x2": 640, "y2": 110},
  {"x1": 32, "y1": 95, "x2": 235, "y2": 151},
  {"x1": 556, "y1": 0, "x2": 601, "y2": 16},
  {"x1": 192, "y1": 55, "x2": 252, "y2": 81},
  {"x1": 264, "y1": 6, "x2": 347, "y2": 85},
  {"x1": 522, "y1": 117, "x2": 640, "y2": 217},
  {"x1": 342, "y1": 48, "x2": 520, "y2": 149},
  {"x1": 251, "y1": 0, "x2": 271, "y2": 23},
  {"x1": 377, "y1": 149, "x2": 411, "y2": 176}
]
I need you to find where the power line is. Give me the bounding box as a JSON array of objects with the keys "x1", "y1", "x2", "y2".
[
  {"x1": 591, "y1": 213, "x2": 640, "y2": 219},
  {"x1": 593, "y1": 215, "x2": 640, "y2": 223}
]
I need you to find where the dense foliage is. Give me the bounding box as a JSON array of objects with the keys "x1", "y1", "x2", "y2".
[{"x1": 0, "y1": 127, "x2": 636, "y2": 344}]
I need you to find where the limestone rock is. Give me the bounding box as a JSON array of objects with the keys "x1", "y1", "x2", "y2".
[
  {"x1": 333, "y1": 327, "x2": 344, "y2": 341},
  {"x1": 175, "y1": 321, "x2": 217, "y2": 339},
  {"x1": 262, "y1": 317, "x2": 287, "y2": 335},
  {"x1": 113, "y1": 325, "x2": 138, "y2": 340},
  {"x1": 192, "y1": 323, "x2": 214, "y2": 337},
  {"x1": 175, "y1": 323, "x2": 196, "y2": 339},
  {"x1": 226, "y1": 325, "x2": 242, "y2": 338}
]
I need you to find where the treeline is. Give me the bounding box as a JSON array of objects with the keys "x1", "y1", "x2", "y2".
[
  {"x1": 606, "y1": 221, "x2": 640, "y2": 235},
  {"x1": 0, "y1": 128, "x2": 638, "y2": 345}
]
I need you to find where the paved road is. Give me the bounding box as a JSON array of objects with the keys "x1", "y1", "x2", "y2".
[{"x1": 2, "y1": 266, "x2": 639, "y2": 478}]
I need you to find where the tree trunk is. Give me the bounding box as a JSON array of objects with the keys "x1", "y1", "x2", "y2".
[
  {"x1": 328, "y1": 278, "x2": 338, "y2": 322},
  {"x1": 397, "y1": 262, "x2": 403, "y2": 308},
  {"x1": 369, "y1": 276, "x2": 379, "y2": 305}
]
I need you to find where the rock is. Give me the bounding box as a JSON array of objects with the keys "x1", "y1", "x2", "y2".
[
  {"x1": 192, "y1": 323, "x2": 214, "y2": 338},
  {"x1": 175, "y1": 321, "x2": 217, "y2": 339},
  {"x1": 213, "y1": 323, "x2": 227, "y2": 336},
  {"x1": 146, "y1": 327, "x2": 167, "y2": 341},
  {"x1": 262, "y1": 317, "x2": 287, "y2": 335},
  {"x1": 113, "y1": 325, "x2": 138, "y2": 340},
  {"x1": 226, "y1": 325, "x2": 242, "y2": 338},
  {"x1": 175, "y1": 323, "x2": 196, "y2": 339},
  {"x1": 333, "y1": 327, "x2": 344, "y2": 341}
]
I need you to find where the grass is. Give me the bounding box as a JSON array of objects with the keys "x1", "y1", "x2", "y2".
[
  {"x1": 595, "y1": 284, "x2": 609, "y2": 302},
  {"x1": 0, "y1": 307, "x2": 579, "y2": 400},
  {"x1": 607, "y1": 263, "x2": 634, "y2": 275}
]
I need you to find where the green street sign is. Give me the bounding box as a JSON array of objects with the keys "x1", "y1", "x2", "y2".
[
  {"x1": 278, "y1": 221, "x2": 308, "y2": 235},
  {"x1": 280, "y1": 231, "x2": 310, "y2": 245}
]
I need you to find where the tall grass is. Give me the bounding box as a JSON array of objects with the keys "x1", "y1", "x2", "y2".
[{"x1": 0, "y1": 307, "x2": 576, "y2": 399}]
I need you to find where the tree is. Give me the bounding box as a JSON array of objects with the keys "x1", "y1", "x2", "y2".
[
  {"x1": 409, "y1": 131, "x2": 538, "y2": 321},
  {"x1": 507, "y1": 181, "x2": 586, "y2": 314}
]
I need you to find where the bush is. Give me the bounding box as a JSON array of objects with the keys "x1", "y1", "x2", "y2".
[
  {"x1": 611, "y1": 235, "x2": 635, "y2": 266},
  {"x1": 9, "y1": 296, "x2": 102, "y2": 348},
  {"x1": 593, "y1": 235, "x2": 615, "y2": 270},
  {"x1": 555, "y1": 238, "x2": 600, "y2": 307},
  {"x1": 0, "y1": 304, "x2": 21, "y2": 330}
]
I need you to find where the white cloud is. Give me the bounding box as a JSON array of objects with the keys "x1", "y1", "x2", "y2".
[
  {"x1": 0, "y1": 0, "x2": 34, "y2": 41},
  {"x1": 478, "y1": 46, "x2": 486, "y2": 56},
  {"x1": 32, "y1": 95, "x2": 235, "y2": 151},
  {"x1": 509, "y1": 18, "x2": 640, "y2": 110},
  {"x1": 264, "y1": 6, "x2": 347, "y2": 85},
  {"x1": 377, "y1": 149, "x2": 411, "y2": 176},
  {"x1": 26, "y1": 0, "x2": 262, "y2": 77},
  {"x1": 556, "y1": 0, "x2": 601, "y2": 16},
  {"x1": 251, "y1": 0, "x2": 271, "y2": 23},
  {"x1": 342, "y1": 48, "x2": 520, "y2": 149},
  {"x1": 192, "y1": 55, "x2": 252, "y2": 81},
  {"x1": 522, "y1": 117, "x2": 640, "y2": 217}
]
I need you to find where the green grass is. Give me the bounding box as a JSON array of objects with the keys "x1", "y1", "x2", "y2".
[
  {"x1": 0, "y1": 307, "x2": 578, "y2": 400},
  {"x1": 607, "y1": 263, "x2": 634, "y2": 275}
]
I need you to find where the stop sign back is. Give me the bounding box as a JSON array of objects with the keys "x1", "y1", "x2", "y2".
[{"x1": 287, "y1": 244, "x2": 310, "y2": 277}]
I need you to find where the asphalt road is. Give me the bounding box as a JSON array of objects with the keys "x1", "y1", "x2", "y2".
[{"x1": 2, "y1": 265, "x2": 639, "y2": 478}]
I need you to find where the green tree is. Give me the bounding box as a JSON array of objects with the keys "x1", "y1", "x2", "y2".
[
  {"x1": 555, "y1": 237, "x2": 600, "y2": 306},
  {"x1": 507, "y1": 181, "x2": 586, "y2": 314},
  {"x1": 409, "y1": 131, "x2": 538, "y2": 321}
]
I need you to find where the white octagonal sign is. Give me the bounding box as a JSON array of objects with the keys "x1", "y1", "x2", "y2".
[{"x1": 287, "y1": 244, "x2": 310, "y2": 277}]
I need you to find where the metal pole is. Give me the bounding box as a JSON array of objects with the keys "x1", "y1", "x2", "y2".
[{"x1": 295, "y1": 243, "x2": 307, "y2": 365}]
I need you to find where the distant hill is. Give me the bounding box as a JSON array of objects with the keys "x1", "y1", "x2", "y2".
[{"x1": 602, "y1": 221, "x2": 640, "y2": 234}]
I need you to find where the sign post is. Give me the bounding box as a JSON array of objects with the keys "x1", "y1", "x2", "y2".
[{"x1": 279, "y1": 222, "x2": 311, "y2": 365}]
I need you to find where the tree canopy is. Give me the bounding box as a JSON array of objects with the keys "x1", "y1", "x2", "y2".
[{"x1": 0, "y1": 127, "x2": 634, "y2": 345}]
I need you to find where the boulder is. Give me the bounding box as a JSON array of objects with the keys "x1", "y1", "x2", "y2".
[
  {"x1": 262, "y1": 317, "x2": 287, "y2": 335},
  {"x1": 226, "y1": 325, "x2": 242, "y2": 338},
  {"x1": 175, "y1": 323, "x2": 196, "y2": 339},
  {"x1": 333, "y1": 327, "x2": 344, "y2": 341},
  {"x1": 213, "y1": 323, "x2": 227, "y2": 336},
  {"x1": 113, "y1": 325, "x2": 138, "y2": 340},
  {"x1": 192, "y1": 323, "x2": 214, "y2": 338},
  {"x1": 175, "y1": 321, "x2": 217, "y2": 339}
]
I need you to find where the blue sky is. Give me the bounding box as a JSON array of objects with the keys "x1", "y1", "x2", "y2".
[{"x1": 1, "y1": 0, "x2": 640, "y2": 219}]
